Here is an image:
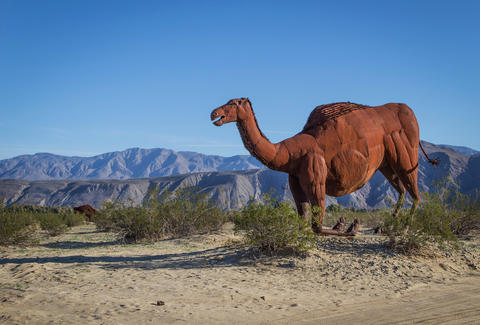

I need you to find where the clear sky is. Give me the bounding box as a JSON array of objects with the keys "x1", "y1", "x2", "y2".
[{"x1": 1, "y1": 0, "x2": 479, "y2": 159}]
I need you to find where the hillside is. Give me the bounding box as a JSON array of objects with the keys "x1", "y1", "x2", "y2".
[
  {"x1": 1, "y1": 143, "x2": 477, "y2": 182},
  {"x1": 0, "y1": 142, "x2": 478, "y2": 209},
  {"x1": 0, "y1": 148, "x2": 263, "y2": 181}
]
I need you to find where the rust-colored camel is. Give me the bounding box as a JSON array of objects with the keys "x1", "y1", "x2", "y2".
[
  {"x1": 211, "y1": 98, "x2": 438, "y2": 236},
  {"x1": 73, "y1": 205, "x2": 96, "y2": 222}
]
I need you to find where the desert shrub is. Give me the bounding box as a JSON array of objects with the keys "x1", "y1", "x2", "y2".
[
  {"x1": 5, "y1": 205, "x2": 74, "y2": 215},
  {"x1": 234, "y1": 195, "x2": 316, "y2": 254},
  {"x1": 96, "y1": 201, "x2": 157, "y2": 241},
  {"x1": 0, "y1": 202, "x2": 37, "y2": 245},
  {"x1": 324, "y1": 204, "x2": 386, "y2": 229},
  {"x1": 325, "y1": 204, "x2": 343, "y2": 213},
  {"x1": 93, "y1": 200, "x2": 121, "y2": 232},
  {"x1": 384, "y1": 191, "x2": 459, "y2": 254},
  {"x1": 0, "y1": 203, "x2": 84, "y2": 243},
  {"x1": 35, "y1": 208, "x2": 84, "y2": 236},
  {"x1": 95, "y1": 186, "x2": 228, "y2": 242},
  {"x1": 37, "y1": 213, "x2": 68, "y2": 236},
  {"x1": 153, "y1": 187, "x2": 228, "y2": 236},
  {"x1": 448, "y1": 190, "x2": 480, "y2": 237},
  {"x1": 355, "y1": 209, "x2": 389, "y2": 229},
  {"x1": 61, "y1": 211, "x2": 85, "y2": 227}
]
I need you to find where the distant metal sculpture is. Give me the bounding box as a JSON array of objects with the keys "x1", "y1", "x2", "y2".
[
  {"x1": 211, "y1": 98, "x2": 438, "y2": 236},
  {"x1": 73, "y1": 205, "x2": 97, "y2": 222}
]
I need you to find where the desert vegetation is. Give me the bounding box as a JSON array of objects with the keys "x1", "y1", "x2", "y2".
[
  {"x1": 0, "y1": 203, "x2": 85, "y2": 245},
  {"x1": 233, "y1": 194, "x2": 316, "y2": 254},
  {"x1": 383, "y1": 186, "x2": 479, "y2": 254},
  {"x1": 323, "y1": 183, "x2": 480, "y2": 254},
  {"x1": 1, "y1": 184, "x2": 479, "y2": 256},
  {"x1": 94, "y1": 186, "x2": 229, "y2": 242}
]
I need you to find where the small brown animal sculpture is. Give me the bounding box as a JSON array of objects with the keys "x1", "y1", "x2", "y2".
[
  {"x1": 211, "y1": 98, "x2": 438, "y2": 236},
  {"x1": 73, "y1": 205, "x2": 97, "y2": 222}
]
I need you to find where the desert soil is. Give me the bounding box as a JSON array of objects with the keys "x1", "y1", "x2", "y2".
[{"x1": 0, "y1": 224, "x2": 479, "y2": 325}]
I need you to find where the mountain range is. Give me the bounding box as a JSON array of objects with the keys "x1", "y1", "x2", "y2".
[
  {"x1": 0, "y1": 148, "x2": 263, "y2": 181},
  {"x1": 0, "y1": 142, "x2": 478, "y2": 210},
  {"x1": 438, "y1": 144, "x2": 479, "y2": 156}
]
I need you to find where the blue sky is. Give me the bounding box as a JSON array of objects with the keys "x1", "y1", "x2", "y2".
[{"x1": 1, "y1": 0, "x2": 479, "y2": 159}]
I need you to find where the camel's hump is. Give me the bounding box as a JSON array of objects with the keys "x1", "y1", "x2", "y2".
[{"x1": 302, "y1": 102, "x2": 370, "y2": 132}]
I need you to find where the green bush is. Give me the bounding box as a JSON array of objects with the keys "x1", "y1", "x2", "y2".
[
  {"x1": 93, "y1": 200, "x2": 117, "y2": 232},
  {"x1": 35, "y1": 208, "x2": 84, "y2": 237},
  {"x1": 384, "y1": 191, "x2": 459, "y2": 254},
  {"x1": 95, "y1": 186, "x2": 228, "y2": 242},
  {"x1": 449, "y1": 191, "x2": 480, "y2": 237},
  {"x1": 37, "y1": 213, "x2": 68, "y2": 236},
  {"x1": 325, "y1": 204, "x2": 343, "y2": 213},
  {"x1": 0, "y1": 202, "x2": 37, "y2": 245},
  {"x1": 234, "y1": 195, "x2": 316, "y2": 254},
  {"x1": 0, "y1": 202, "x2": 85, "y2": 243},
  {"x1": 324, "y1": 205, "x2": 387, "y2": 230},
  {"x1": 61, "y1": 211, "x2": 86, "y2": 227},
  {"x1": 150, "y1": 186, "x2": 227, "y2": 237},
  {"x1": 96, "y1": 201, "x2": 157, "y2": 241}
]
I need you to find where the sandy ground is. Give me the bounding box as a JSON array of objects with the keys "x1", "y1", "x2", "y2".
[{"x1": 0, "y1": 224, "x2": 479, "y2": 325}]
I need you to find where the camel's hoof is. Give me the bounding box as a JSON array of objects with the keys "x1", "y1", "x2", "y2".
[
  {"x1": 345, "y1": 218, "x2": 360, "y2": 235},
  {"x1": 312, "y1": 223, "x2": 322, "y2": 234},
  {"x1": 332, "y1": 217, "x2": 345, "y2": 231}
]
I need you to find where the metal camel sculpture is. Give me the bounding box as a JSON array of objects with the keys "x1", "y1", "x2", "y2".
[
  {"x1": 211, "y1": 98, "x2": 438, "y2": 236},
  {"x1": 73, "y1": 205, "x2": 97, "y2": 222}
]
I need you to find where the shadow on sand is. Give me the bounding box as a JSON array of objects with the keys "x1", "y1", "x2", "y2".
[
  {"x1": 41, "y1": 240, "x2": 122, "y2": 250},
  {"x1": 2, "y1": 237, "x2": 396, "y2": 270},
  {"x1": 317, "y1": 236, "x2": 395, "y2": 258},
  {"x1": 0, "y1": 245, "x2": 255, "y2": 270}
]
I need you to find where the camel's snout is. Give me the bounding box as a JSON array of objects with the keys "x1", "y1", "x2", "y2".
[{"x1": 211, "y1": 108, "x2": 225, "y2": 126}]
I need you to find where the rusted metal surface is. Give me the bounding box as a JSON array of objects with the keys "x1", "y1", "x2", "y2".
[
  {"x1": 211, "y1": 98, "x2": 438, "y2": 236},
  {"x1": 73, "y1": 205, "x2": 97, "y2": 222}
]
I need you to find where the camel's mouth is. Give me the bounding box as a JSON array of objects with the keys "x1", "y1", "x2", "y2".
[
  {"x1": 211, "y1": 111, "x2": 226, "y2": 126},
  {"x1": 212, "y1": 116, "x2": 225, "y2": 126}
]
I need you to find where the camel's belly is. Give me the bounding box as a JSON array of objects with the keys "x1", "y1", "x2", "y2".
[
  {"x1": 325, "y1": 148, "x2": 381, "y2": 197},
  {"x1": 326, "y1": 179, "x2": 370, "y2": 197}
]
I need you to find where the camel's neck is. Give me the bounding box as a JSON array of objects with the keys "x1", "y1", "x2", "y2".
[{"x1": 236, "y1": 111, "x2": 286, "y2": 170}]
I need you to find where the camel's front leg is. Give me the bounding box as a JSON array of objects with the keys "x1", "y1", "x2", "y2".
[
  {"x1": 296, "y1": 154, "x2": 355, "y2": 236},
  {"x1": 288, "y1": 174, "x2": 310, "y2": 222},
  {"x1": 298, "y1": 153, "x2": 359, "y2": 236},
  {"x1": 297, "y1": 153, "x2": 325, "y2": 232}
]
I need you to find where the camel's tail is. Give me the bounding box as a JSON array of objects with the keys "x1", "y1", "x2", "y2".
[{"x1": 419, "y1": 141, "x2": 439, "y2": 165}]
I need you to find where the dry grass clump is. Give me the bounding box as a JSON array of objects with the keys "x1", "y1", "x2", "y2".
[
  {"x1": 233, "y1": 195, "x2": 316, "y2": 255},
  {"x1": 324, "y1": 184, "x2": 479, "y2": 255},
  {"x1": 0, "y1": 204, "x2": 37, "y2": 245},
  {"x1": 383, "y1": 187, "x2": 478, "y2": 255},
  {"x1": 95, "y1": 186, "x2": 228, "y2": 242},
  {"x1": 0, "y1": 202, "x2": 85, "y2": 245}
]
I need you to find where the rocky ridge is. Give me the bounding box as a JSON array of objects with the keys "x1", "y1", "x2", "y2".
[{"x1": 0, "y1": 142, "x2": 478, "y2": 209}]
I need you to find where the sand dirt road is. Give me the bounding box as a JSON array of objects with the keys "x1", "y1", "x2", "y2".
[
  {"x1": 270, "y1": 275, "x2": 480, "y2": 324},
  {"x1": 1, "y1": 224, "x2": 479, "y2": 324}
]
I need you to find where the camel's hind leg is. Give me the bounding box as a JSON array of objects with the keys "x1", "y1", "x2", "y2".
[
  {"x1": 379, "y1": 165, "x2": 406, "y2": 216},
  {"x1": 384, "y1": 131, "x2": 421, "y2": 224}
]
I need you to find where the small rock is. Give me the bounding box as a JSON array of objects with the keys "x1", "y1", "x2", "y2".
[
  {"x1": 277, "y1": 260, "x2": 296, "y2": 268},
  {"x1": 156, "y1": 300, "x2": 165, "y2": 306},
  {"x1": 260, "y1": 296, "x2": 266, "y2": 301}
]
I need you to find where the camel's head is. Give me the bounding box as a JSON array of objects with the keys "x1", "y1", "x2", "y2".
[{"x1": 211, "y1": 98, "x2": 251, "y2": 126}]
